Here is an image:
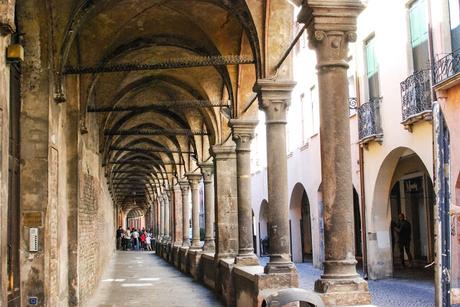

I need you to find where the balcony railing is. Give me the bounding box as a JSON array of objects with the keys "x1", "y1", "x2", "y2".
[
  {"x1": 432, "y1": 49, "x2": 460, "y2": 86},
  {"x1": 358, "y1": 97, "x2": 383, "y2": 146},
  {"x1": 400, "y1": 69, "x2": 432, "y2": 129}
]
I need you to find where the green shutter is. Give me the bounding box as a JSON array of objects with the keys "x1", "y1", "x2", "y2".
[
  {"x1": 410, "y1": 0, "x2": 428, "y2": 47},
  {"x1": 366, "y1": 39, "x2": 377, "y2": 78}
]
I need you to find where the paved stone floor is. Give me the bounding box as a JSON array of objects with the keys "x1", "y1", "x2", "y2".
[
  {"x1": 85, "y1": 251, "x2": 223, "y2": 307},
  {"x1": 294, "y1": 261, "x2": 435, "y2": 307},
  {"x1": 258, "y1": 257, "x2": 435, "y2": 306}
]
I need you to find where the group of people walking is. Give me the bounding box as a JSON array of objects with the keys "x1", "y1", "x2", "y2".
[{"x1": 116, "y1": 226, "x2": 155, "y2": 251}]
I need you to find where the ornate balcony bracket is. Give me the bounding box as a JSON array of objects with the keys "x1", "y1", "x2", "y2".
[
  {"x1": 358, "y1": 97, "x2": 383, "y2": 148},
  {"x1": 400, "y1": 69, "x2": 432, "y2": 132}
]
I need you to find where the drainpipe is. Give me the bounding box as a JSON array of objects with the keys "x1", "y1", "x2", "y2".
[
  {"x1": 359, "y1": 144, "x2": 369, "y2": 278},
  {"x1": 427, "y1": 1, "x2": 443, "y2": 305},
  {"x1": 357, "y1": 77, "x2": 369, "y2": 278},
  {"x1": 432, "y1": 102, "x2": 443, "y2": 307},
  {"x1": 427, "y1": 0, "x2": 437, "y2": 101}
]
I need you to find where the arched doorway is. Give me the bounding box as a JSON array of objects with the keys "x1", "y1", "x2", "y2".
[
  {"x1": 301, "y1": 190, "x2": 313, "y2": 262},
  {"x1": 126, "y1": 208, "x2": 145, "y2": 230},
  {"x1": 289, "y1": 183, "x2": 312, "y2": 263},
  {"x1": 259, "y1": 200, "x2": 269, "y2": 256},
  {"x1": 389, "y1": 157, "x2": 434, "y2": 270},
  {"x1": 371, "y1": 147, "x2": 434, "y2": 278}
]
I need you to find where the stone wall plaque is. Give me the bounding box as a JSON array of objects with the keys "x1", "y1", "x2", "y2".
[{"x1": 23, "y1": 212, "x2": 42, "y2": 227}]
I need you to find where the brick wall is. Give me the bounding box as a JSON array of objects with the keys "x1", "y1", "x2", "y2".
[{"x1": 78, "y1": 173, "x2": 98, "y2": 303}]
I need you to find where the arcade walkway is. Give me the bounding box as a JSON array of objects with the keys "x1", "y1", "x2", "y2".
[{"x1": 84, "y1": 251, "x2": 223, "y2": 307}]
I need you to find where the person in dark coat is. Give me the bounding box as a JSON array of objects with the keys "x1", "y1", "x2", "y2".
[{"x1": 394, "y1": 213, "x2": 413, "y2": 267}]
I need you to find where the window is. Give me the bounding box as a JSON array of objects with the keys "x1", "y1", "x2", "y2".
[
  {"x1": 365, "y1": 37, "x2": 380, "y2": 99},
  {"x1": 310, "y1": 85, "x2": 320, "y2": 135},
  {"x1": 449, "y1": 0, "x2": 460, "y2": 52},
  {"x1": 409, "y1": 0, "x2": 429, "y2": 71},
  {"x1": 300, "y1": 93, "x2": 308, "y2": 144}
]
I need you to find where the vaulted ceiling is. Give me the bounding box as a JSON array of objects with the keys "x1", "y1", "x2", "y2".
[{"x1": 56, "y1": 0, "x2": 263, "y2": 210}]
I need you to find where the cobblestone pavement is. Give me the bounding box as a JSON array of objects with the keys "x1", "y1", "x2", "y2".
[
  {"x1": 260, "y1": 257, "x2": 434, "y2": 306},
  {"x1": 85, "y1": 251, "x2": 223, "y2": 307},
  {"x1": 295, "y1": 261, "x2": 434, "y2": 306}
]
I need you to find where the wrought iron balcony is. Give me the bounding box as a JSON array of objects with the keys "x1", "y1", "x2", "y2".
[
  {"x1": 358, "y1": 97, "x2": 383, "y2": 146},
  {"x1": 400, "y1": 69, "x2": 432, "y2": 129},
  {"x1": 432, "y1": 49, "x2": 460, "y2": 86}
]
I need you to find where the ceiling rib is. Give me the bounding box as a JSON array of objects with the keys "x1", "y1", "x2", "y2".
[
  {"x1": 64, "y1": 55, "x2": 254, "y2": 74},
  {"x1": 87, "y1": 100, "x2": 230, "y2": 112},
  {"x1": 104, "y1": 128, "x2": 209, "y2": 136}
]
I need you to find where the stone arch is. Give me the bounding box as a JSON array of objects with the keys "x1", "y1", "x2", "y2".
[
  {"x1": 289, "y1": 182, "x2": 312, "y2": 263},
  {"x1": 125, "y1": 207, "x2": 145, "y2": 230},
  {"x1": 369, "y1": 146, "x2": 434, "y2": 279}
]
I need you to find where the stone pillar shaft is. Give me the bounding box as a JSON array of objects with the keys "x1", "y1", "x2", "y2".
[
  {"x1": 212, "y1": 145, "x2": 238, "y2": 259},
  {"x1": 164, "y1": 193, "x2": 170, "y2": 240},
  {"x1": 187, "y1": 173, "x2": 202, "y2": 250},
  {"x1": 160, "y1": 197, "x2": 165, "y2": 237},
  {"x1": 173, "y1": 185, "x2": 183, "y2": 245},
  {"x1": 299, "y1": 2, "x2": 371, "y2": 305},
  {"x1": 200, "y1": 163, "x2": 215, "y2": 252},
  {"x1": 230, "y1": 119, "x2": 259, "y2": 265},
  {"x1": 254, "y1": 79, "x2": 296, "y2": 274},
  {"x1": 179, "y1": 181, "x2": 191, "y2": 247}
]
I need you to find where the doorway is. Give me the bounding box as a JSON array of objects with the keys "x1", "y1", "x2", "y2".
[{"x1": 388, "y1": 155, "x2": 435, "y2": 270}]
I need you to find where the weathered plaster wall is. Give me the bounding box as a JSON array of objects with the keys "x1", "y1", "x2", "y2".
[
  {"x1": 0, "y1": 36, "x2": 10, "y2": 305},
  {"x1": 0, "y1": 31, "x2": 11, "y2": 307}
]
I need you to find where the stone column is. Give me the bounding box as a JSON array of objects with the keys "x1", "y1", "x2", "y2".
[
  {"x1": 299, "y1": 2, "x2": 371, "y2": 305},
  {"x1": 211, "y1": 144, "x2": 238, "y2": 259},
  {"x1": 163, "y1": 192, "x2": 170, "y2": 241},
  {"x1": 179, "y1": 180, "x2": 191, "y2": 247},
  {"x1": 229, "y1": 119, "x2": 259, "y2": 265},
  {"x1": 254, "y1": 80, "x2": 296, "y2": 274},
  {"x1": 154, "y1": 198, "x2": 159, "y2": 237},
  {"x1": 173, "y1": 185, "x2": 183, "y2": 246},
  {"x1": 199, "y1": 162, "x2": 215, "y2": 252},
  {"x1": 186, "y1": 173, "x2": 202, "y2": 250},
  {"x1": 159, "y1": 196, "x2": 165, "y2": 239}
]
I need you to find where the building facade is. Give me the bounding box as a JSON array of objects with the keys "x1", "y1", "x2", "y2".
[{"x1": 251, "y1": 0, "x2": 459, "y2": 304}]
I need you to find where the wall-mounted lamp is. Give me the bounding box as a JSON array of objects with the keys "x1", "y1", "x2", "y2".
[{"x1": 6, "y1": 44, "x2": 24, "y2": 62}]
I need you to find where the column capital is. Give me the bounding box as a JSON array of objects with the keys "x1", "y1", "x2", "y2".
[
  {"x1": 199, "y1": 162, "x2": 214, "y2": 183},
  {"x1": 229, "y1": 119, "x2": 259, "y2": 152},
  {"x1": 185, "y1": 172, "x2": 202, "y2": 188},
  {"x1": 298, "y1": 1, "x2": 364, "y2": 66},
  {"x1": 253, "y1": 79, "x2": 296, "y2": 123},
  {"x1": 178, "y1": 180, "x2": 190, "y2": 192},
  {"x1": 211, "y1": 144, "x2": 236, "y2": 160}
]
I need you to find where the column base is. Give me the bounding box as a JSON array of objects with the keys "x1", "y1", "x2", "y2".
[
  {"x1": 264, "y1": 254, "x2": 297, "y2": 274},
  {"x1": 235, "y1": 253, "x2": 259, "y2": 266},
  {"x1": 314, "y1": 276, "x2": 372, "y2": 306},
  {"x1": 203, "y1": 239, "x2": 215, "y2": 252},
  {"x1": 233, "y1": 264, "x2": 299, "y2": 307},
  {"x1": 181, "y1": 239, "x2": 190, "y2": 248}
]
